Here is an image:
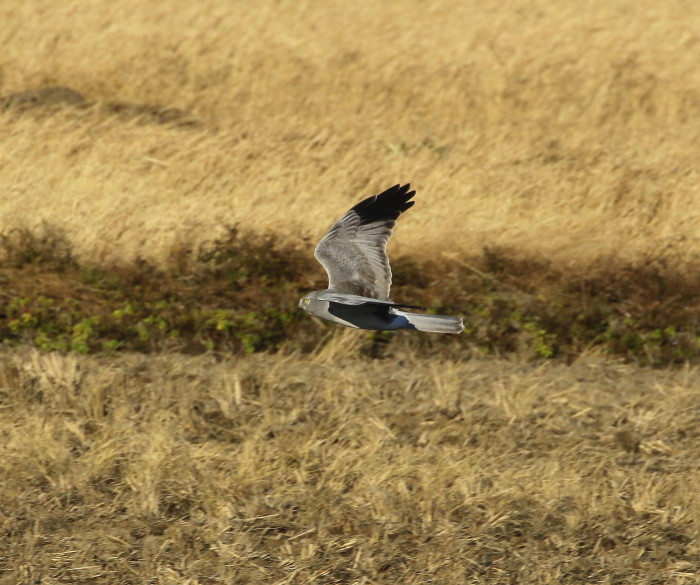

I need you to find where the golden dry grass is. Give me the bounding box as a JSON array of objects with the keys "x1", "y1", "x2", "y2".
[
  {"x1": 1, "y1": 0, "x2": 700, "y2": 269},
  {"x1": 1, "y1": 345, "x2": 699, "y2": 584}
]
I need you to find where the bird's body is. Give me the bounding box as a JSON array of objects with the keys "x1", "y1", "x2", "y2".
[{"x1": 298, "y1": 184, "x2": 463, "y2": 334}]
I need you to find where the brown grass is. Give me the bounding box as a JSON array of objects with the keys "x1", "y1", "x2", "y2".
[
  {"x1": 1, "y1": 0, "x2": 700, "y2": 270},
  {"x1": 1, "y1": 346, "x2": 699, "y2": 584}
]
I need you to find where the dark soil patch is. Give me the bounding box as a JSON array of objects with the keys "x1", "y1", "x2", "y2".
[{"x1": 0, "y1": 85, "x2": 198, "y2": 127}]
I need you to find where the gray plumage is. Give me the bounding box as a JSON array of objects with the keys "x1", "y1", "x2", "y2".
[{"x1": 298, "y1": 184, "x2": 464, "y2": 334}]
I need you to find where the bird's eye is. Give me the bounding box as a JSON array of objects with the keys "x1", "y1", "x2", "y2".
[{"x1": 304, "y1": 298, "x2": 310, "y2": 304}]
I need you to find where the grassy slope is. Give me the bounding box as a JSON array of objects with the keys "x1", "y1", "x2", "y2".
[{"x1": 1, "y1": 347, "x2": 699, "y2": 584}]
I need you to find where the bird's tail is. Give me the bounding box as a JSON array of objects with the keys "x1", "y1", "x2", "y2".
[{"x1": 393, "y1": 310, "x2": 464, "y2": 334}]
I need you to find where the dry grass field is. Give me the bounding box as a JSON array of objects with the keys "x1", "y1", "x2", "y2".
[
  {"x1": 2, "y1": 0, "x2": 700, "y2": 583},
  {"x1": 1, "y1": 0, "x2": 699, "y2": 268},
  {"x1": 2, "y1": 346, "x2": 699, "y2": 584}
]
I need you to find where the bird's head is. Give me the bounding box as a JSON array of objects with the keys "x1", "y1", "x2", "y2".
[{"x1": 298, "y1": 292, "x2": 316, "y2": 312}]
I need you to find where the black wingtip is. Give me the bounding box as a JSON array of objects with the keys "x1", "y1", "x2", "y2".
[{"x1": 352, "y1": 183, "x2": 416, "y2": 224}]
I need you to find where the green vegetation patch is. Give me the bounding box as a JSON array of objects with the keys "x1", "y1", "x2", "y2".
[
  {"x1": 1, "y1": 227, "x2": 700, "y2": 364},
  {"x1": 439, "y1": 248, "x2": 700, "y2": 365},
  {"x1": 0, "y1": 226, "x2": 310, "y2": 355}
]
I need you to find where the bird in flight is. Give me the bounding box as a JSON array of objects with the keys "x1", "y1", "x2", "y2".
[{"x1": 298, "y1": 184, "x2": 463, "y2": 334}]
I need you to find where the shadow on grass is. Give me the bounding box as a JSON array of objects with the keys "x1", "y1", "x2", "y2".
[{"x1": 1, "y1": 226, "x2": 700, "y2": 365}]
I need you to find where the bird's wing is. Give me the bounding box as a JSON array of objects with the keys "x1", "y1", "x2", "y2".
[
  {"x1": 313, "y1": 184, "x2": 415, "y2": 300},
  {"x1": 317, "y1": 292, "x2": 424, "y2": 310}
]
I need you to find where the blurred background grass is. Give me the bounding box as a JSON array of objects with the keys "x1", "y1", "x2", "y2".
[{"x1": 1, "y1": 0, "x2": 699, "y2": 269}]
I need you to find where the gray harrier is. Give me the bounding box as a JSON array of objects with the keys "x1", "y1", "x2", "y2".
[{"x1": 298, "y1": 184, "x2": 464, "y2": 334}]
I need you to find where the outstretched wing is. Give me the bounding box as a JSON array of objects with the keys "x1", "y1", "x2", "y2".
[
  {"x1": 317, "y1": 292, "x2": 424, "y2": 310},
  {"x1": 314, "y1": 184, "x2": 415, "y2": 300}
]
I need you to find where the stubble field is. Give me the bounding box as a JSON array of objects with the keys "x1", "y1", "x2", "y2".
[
  {"x1": 2, "y1": 346, "x2": 700, "y2": 584},
  {"x1": 1, "y1": 0, "x2": 700, "y2": 583}
]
